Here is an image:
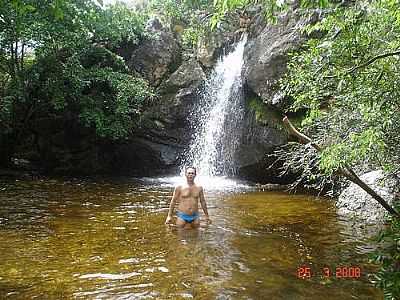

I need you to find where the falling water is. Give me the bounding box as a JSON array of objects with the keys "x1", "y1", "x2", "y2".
[{"x1": 182, "y1": 35, "x2": 248, "y2": 177}]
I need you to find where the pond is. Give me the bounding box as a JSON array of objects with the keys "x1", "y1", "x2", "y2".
[{"x1": 0, "y1": 177, "x2": 382, "y2": 299}]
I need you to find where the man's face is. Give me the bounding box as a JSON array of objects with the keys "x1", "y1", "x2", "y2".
[{"x1": 185, "y1": 168, "x2": 196, "y2": 181}]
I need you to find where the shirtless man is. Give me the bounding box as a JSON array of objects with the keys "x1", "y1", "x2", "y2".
[{"x1": 165, "y1": 167, "x2": 211, "y2": 228}]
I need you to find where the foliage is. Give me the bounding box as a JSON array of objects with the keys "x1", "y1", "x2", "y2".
[
  {"x1": 90, "y1": 2, "x2": 148, "y2": 48},
  {"x1": 181, "y1": 26, "x2": 205, "y2": 48},
  {"x1": 79, "y1": 68, "x2": 154, "y2": 139},
  {"x1": 148, "y1": 0, "x2": 212, "y2": 25},
  {"x1": 281, "y1": 0, "x2": 400, "y2": 177},
  {"x1": 278, "y1": 1, "x2": 400, "y2": 296},
  {"x1": 248, "y1": 97, "x2": 282, "y2": 127},
  {"x1": 147, "y1": 0, "x2": 212, "y2": 48},
  {"x1": 270, "y1": 142, "x2": 344, "y2": 195},
  {"x1": 29, "y1": 46, "x2": 154, "y2": 139},
  {"x1": 370, "y1": 205, "x2": 400, "y2": 300},
  {"x1": 0, "y1": 0, "x2": 153, "y2": 152},
  {"x1": 209, "y1": 0, "x2": 332, "y2": 29}
]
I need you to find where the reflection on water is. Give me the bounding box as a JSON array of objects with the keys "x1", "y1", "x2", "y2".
[{"x1": 0, "y1": 177, "x2": 382, "y2": 299}]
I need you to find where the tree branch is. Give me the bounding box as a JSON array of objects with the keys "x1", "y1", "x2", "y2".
[
  {"x1": 324, "y1": 50, "x2": 400, "y2": 79},
  {"x1": 282, "y1": 116, "x2": 400, "y2": 218},
  {"x1": 347, "y1": 50, "x2": 400, "y2": 73}
]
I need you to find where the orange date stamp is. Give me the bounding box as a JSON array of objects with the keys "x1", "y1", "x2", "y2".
[{"x1": 297, "y1": 266, "x2": 362, "y2": 279}]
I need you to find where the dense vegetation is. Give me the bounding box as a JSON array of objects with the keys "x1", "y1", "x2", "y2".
[
  {"x1": 1, "y1": 0, "x2": 399, "y2": 297},
  {"x1": 0, "y1": 0, "x2": 154, "y2": 167},
  {"x1": 213, "y1": 0, "x2": 400, "y2": 298},
  {"x1": 282, "y1": 3, "x2": 400, "y2": 296},
  {"x1": 0, "y1": 0, "x2": 219, "y2": 170}
]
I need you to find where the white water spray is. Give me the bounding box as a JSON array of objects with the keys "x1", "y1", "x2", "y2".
[{"x1": 182, "y1": 35, "x2": 248, "y2": 178}]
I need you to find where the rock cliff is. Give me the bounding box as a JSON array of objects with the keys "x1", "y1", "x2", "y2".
[{"x1": 21, "y1": 10, "x2": 322, "y2": 180}]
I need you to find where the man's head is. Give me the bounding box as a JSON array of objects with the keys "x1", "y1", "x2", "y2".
[{"x1": 185, "y1": 167, "x2": 197, "y2": 182}]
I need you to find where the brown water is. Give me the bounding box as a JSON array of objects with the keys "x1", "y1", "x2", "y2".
[{"x1": 0, "y1": 177, "x2": 382, "y2": 299}]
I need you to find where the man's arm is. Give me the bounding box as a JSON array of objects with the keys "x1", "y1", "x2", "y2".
[
  {"x1": 165, "y1": 186, "x2": 179, "y2": 224},
  {"x1": 199, "y1": 187, "x2": 211, "y2": 224}
]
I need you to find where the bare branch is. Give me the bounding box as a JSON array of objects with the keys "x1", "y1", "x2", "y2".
[
  {"x1": 347, "y1": 50, "x2": 400, "y2": 73},
  {"x1": 282, "y1": 115, "x2": 400, "y2": 218},
  {"x1": 324, "y1": 50, "x2": 400, "y2": 79}
]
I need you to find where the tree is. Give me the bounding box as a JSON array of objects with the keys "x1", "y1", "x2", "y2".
[
  {"x1": 0, "y1": 0, "x2": 154, "y2": 166},
  {"x1": 279, "y1": 2, "x2": 400, "y2": 298},
  {"x1": 281, "y1": 0, "x2": 400, "y2": 179}
]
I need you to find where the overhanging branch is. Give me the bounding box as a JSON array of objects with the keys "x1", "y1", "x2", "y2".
[
  {"x1": 282, "y1": 116, "x2": 400, "y2": 218},
  {"x1": 324, "y1": 50, "x2": 400, "y2": 79}
]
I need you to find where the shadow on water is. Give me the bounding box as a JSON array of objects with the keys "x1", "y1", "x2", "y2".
[{"x1": 0, "y1": 177, "x2": 383, "y2": 299}]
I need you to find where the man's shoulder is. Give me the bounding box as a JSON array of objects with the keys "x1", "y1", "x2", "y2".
[{"x1": 196, "y1": 184, "x2": 204, "y2": 191}]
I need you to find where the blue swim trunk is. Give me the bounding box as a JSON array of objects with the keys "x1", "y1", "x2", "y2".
[{"x1": 177, "y1": 211, "x2": 199, "y2": 223}]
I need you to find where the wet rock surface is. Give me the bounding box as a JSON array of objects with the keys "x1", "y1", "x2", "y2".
[
  {"x1": 122, "y1": 58, "x2": 207, "y2": 173},
  {"x1": 236, "y1": 106, "x2": 288, "y2": 182}
]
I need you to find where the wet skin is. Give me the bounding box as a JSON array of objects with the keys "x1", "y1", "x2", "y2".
[{"x1": 165, "y1": 168, "x2": 210, "y2": 228}]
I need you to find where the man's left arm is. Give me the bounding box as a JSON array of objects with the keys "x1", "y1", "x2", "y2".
[{"x1": 199, "y1": 187, "x2": 211, "y2": 224}]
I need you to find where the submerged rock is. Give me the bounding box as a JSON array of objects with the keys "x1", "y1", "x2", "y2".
[{"x1": 337, "y1": 170, "x2": 399, "y2": 223}]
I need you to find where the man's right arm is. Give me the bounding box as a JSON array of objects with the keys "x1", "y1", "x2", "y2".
[{"x1": 165, "y1": 186, "x2": 179, "y2": 224}]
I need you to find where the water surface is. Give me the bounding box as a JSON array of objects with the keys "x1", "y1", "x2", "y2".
[{"x1": 0, "y1": 177, "x2": 382, "y2": 299}]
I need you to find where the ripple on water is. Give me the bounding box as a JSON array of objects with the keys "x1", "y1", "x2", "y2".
[
  {"x1": 0, "y1": 177, "x2": 383, "y2": 300},
  {"x1": 78, "y1": 272, "x2": 142, "y2": 280}
]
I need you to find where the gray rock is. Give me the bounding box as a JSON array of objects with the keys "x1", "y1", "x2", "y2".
[
  {"x1": 237, "y1": 108, "x2": 286, "y2": 168},
  {"x1": 146, "y1": 17, "x2": 163, "y2": 32},
  {"x1": 243, "y1": 9, "x2": 322, "y2": 107},
  {"x1": 196, "y1": 25, "x2": 237, "y2": 68},
  {"x1": 236, "y1": 105, "x2": 288, "y2": 182},
  {"x1": 337, "y1": 170, "x2": 399, "y2": 223},
  {"x1": 161, "y1": 58, "x2": 206, "y2": 93},
  {"x1": 123, "y1": 59, "x2": 206, "y2": 171},
  {"x1": 197, "y1": 33, "x2": 224, "y2": 68},
  {"x1": 129, "y1": 21, "x2": 181, "y2": 86}
]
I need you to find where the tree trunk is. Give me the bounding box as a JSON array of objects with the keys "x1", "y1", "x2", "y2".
[{"x1": 282, "y1": 116, "x2": 400, "y2": 218}]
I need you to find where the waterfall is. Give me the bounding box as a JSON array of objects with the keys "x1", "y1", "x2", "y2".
[{"x1": 182, "y1": 35, "x2": 247, "y2": 177}]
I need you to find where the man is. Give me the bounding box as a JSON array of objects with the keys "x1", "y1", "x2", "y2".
[{"x1": 165, "y1": 167, "x2": 211, "y2": 228}]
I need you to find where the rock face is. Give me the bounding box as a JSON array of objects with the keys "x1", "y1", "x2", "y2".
[
  {"x1": 14, "y1": 12, "x2": 320, "y2": 180},
  {"x1": 116, "y1": 58, "x2": 207, "y2": 174},
  {"x1": 243, "y1": 9, "x2": 322, "y2": 107},
  {"x1": 236, "y1": 105, "x2": 288, "y2": 182},
  {"x1": 129, "y1": 19, "x2": 181, "y2": 86},
  {"x1": 160, "y1": 58, "x2": 206, "y2": 94},
  {"x1": 337, "y1": 170, "x2": 399, "y2": 223},
  {"x1": 197, "y1": 31, "x2": 230, "y2": 68},
  {"x1": 114, "y1": 10, "x2": 305, "y2": 178}
]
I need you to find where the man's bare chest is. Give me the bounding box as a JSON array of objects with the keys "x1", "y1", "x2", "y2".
[{"x1": 180, "y1": 187, "x2": 200, "y2": 199}]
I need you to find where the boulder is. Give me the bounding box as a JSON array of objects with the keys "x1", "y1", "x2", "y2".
[
  {"x1": 129, "y1": 19, "x2": 181, "y2": 86},
  {"x1": 337, "y1": 170, "x2": 400, "y2": 223},
  {"x1": 236, "y1": 103, "x2": 288, "y2": 182},
  {"x1": 160, "y1": 58, "x2": 206, "y2": 94},
  {"x1": 197, "y1": 32, "x2": 227, "y2": 68},
  {"x1": 243, "y1": 9, "x2": 322, "y2": 107},
  {"x1": 121, "y1": 59, "x2": 207, "y2": 172}
]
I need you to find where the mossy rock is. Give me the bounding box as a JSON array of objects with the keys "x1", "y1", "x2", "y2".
[{"x1": 247, "y1": 97, "x2": 282, "y2": 129}]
